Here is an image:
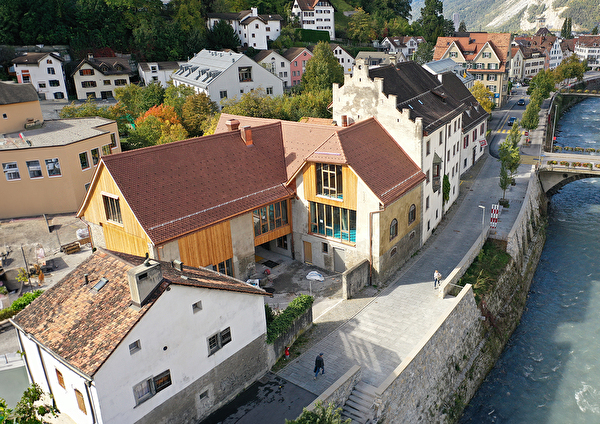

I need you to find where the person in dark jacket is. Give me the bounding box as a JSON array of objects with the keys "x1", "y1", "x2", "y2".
[{"x1": 314, "y1": 353, "x2": 324, "y2": 379}]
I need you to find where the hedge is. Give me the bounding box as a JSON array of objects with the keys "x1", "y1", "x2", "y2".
[
  {"x1": 0, "y1": 290, "x2": 43, "y2": 321},
  {"x1": 266, "y1": 294, "x2": 314, "y2": 344},
  {"x1": 297, "y1": 28, "x2": 330, "y2": 43}
]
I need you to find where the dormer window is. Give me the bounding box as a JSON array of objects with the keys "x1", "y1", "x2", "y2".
[{"x1": 316, "y1": 164, "x2": 343, "y2": 199}]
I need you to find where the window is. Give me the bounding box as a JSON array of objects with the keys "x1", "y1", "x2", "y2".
[
  {"x1": 426, "y1": 169, "x2": 430, "y2": 184},
  {"x1": 426, "y1": 139, "x2": 430, "y2": 155},
  {"x1": 450, "y1": 52, "x2": 457, "y2": 58},
  {"x1": 56, "y1": 369, "x2": 65, "y2": 389},
  {"x1": 208, "y1": 327, "x2": 232, "y2": 355},
  {"x1": 154, "y1": 370, "x2": 172, "y2": 393},
  {"x1": 439, "y1": 132, "x2": 443, "y2": 145},
  {"x1": 483, "y1": 52, "x2": 491, "y2": 58},
  {"x1": 47, "y1": 68, "x2": 55, "y2": 75},
  {"x1": 310, "y1": 202, "x2": 356, "y2": 242},
  {"x1": 192, "y1": 301, "x2": 202, "y2": 313},
  {"x1": 75, "y1": 389, "x2": 86, "y2": 414},
  {"x1": 39, "y1": 82, "x2": 46, "y2": 88},
  {"x1": 102, "y1": 144, "x2": 111, "y2": 155},
  {"x1": 81, "y1": 81, "x2": 96, "y2": 88},
  {"x1": 133, "y1": 370, "x2": 172, "y2": 406},
  {"x1": 390, "y1": 219, "x2": 398, "y2": 240},
  {"x1": 2, "y1": 113, "x2": 6, "y2": 119},
  {"x1": 129, "y1": 340, "x2": 141, "y2": 354},
  {"x1": 276, "y1": 236, "x2": 288, "y2": 249},
  {"x1": 79, "y1": 69, "x2": 94, "y2": 76},
  {"x1": 22, "y1": 75, "x2": 30, "y2": 83},
  {"x1": 220, "y1": 90, "x2": 227, "y2": 99},
  {"x1": 79, "y1": 152, "x2": 89, "y2": 169},
  {"x1": 54, "y1": 92, "x2": 64, "y2": 99},
  {"x1": 3, "y1": 162, "x2": 20, "y2": 181},
  {"x1": 26, "y1": 160, "x2": 43, "y2": 179},
  {"x1": 238, "y1": 66, "x2": 252, "y2": 82},
  {"x1": 110, "y1": 133, "x2": 118, "y2": 149},
  {"x1": 103, "y1": 195, "x2": 122, "y2": 224},
  {"x1": 45, "y1": 158, "x2": 61, "y2": 177},
  {"x1": 103, "y1": 80, "x2": 111, "y2": 85},
  {"x1": 213, "y1": 258, "x2": 233, "y2": 277},
  {"x1": 322, "y1": 242, "x2": 328, "y2": 253},
  {"x1": 115, "y1": 79, "x2": 127, "y2": 86},
  {"x1": 281, "y1": 61, "x2": 285, "y2": 67},
  {"x1": 253, "y1": 200, "x2": 288, "y2": 236},
  {"x1": 464, "y1": 135, "x2": 469, "y2": 149},
  {"x1": 91, "y1": 148, "x2": 100, "y2": 165},
  {"x1": 426, "y1": 196, "x2": 430, "y2": 210},
  {"x1": 49, "y1": 80, "x2": 60, "y2": 87},
  {"x1": 316, "y1": 163, "x2": 343, "y2": 199},
  {"x1": 408, "y1": 204, "x2": 416, "y2": 224},
  {"x1": 266, "y1": 87, "x2": 273, "y2": 95}
]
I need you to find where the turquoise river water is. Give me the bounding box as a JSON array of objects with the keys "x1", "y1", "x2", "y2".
[{"x1": 461, "y1": 97, "x2": 600, "y2": 423}]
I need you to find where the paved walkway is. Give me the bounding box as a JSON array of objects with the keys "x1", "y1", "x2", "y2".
[{"x1": 278, "y1": 101, "x2": 541, "y2": 394}]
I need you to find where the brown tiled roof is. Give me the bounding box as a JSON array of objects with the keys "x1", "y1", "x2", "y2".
[
  {"x1": 71, "y1": 56, "x2": 133, "y2": 77},
  {"x1": 12, "y1": 52, "x2": 62, "y2": 65},
  {"x1": 283, "y1": 47, "x2": 311, "y2": 62},
  {"x1": 298, "y1": 117, "x2": 336, "y2": 125},
  {"x1": 368, "y1": 62, "x2": 465, "y2": 133},
  {"x1": 11, "y1": 249, "x2": 268, "y2": 377},
  {"x1": 254, "y1": 49, "x2": 276, "y2": 62},
  {"x1": 576, "y1": 35, "x2": 600, "y2": 47},
  {"x1": 433, "y1": 33, "x2": 512, "y2": 72},
  {"x1": 99, "y1": 124, "x2": 292, "y2": 244}
]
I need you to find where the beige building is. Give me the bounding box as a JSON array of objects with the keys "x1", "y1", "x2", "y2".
[
  {"x1": 0, "y1": 82, "x2": 43, "y2": 134},
  {"x1": 71, "y1": 55, "x2": 134, "y2": 100},
  {"x1": 434, "y1": 33, "x2": 512, "y2": 107},
  {"x1": 1, "y1": 117, "x2": 121, "y2": 219}
]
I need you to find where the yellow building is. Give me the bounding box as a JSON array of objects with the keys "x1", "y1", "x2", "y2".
[
  {"x1": 0, "y1": 82, "x2": 43, "y2": 134},
  {"x1": 1, "y1": 117, "x2": 120, "y2": 219}
]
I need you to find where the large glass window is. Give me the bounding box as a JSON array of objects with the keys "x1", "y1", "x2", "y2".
[
  {"x1": 310, "y1": 202, "x2": 356, "y2": 243},
  {"x1": 316, "y1": 164, "x2": 343, "y2": 199},
  {"x1": 91, "y1": 148, "x2": 100, "y2": 165},
  {"x1": 26, "y1": 160, "x2": 43, "y2": 179},
  {"x1": 3, "y1": 162, "x2": 20, "y2": 181},
  {"x1": 103, "y1": 195, "x2": 122, "y2": 224},
  {"x1": 408, "y1": 204, "x2": 416, "y2": 224},
  {"x1": 253, "y1": 200, "x2": 288, "y2": 237},
  {"x1": 390, "y1": 219, "x2": 398, "y2": 240},
  {"x1": 213, "y1": 258, "x2": 233, "y2": 277}
]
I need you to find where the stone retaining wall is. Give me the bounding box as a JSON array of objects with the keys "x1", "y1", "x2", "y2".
[
  {"x1": 267, "y1": 307, "x2": 313, "y2": 366},
  {"x1": 342, "y1": 259, "x2": 369, "y2": 300},
  {"x1": 306, "y1": 365, "x2": 362, "y2": 411}
]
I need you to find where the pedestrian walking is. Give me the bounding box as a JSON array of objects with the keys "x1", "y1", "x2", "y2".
[
  {"x1": 434, "y1": 270, "x2": 442, "y2": 289},
  {"x1": 314, "y1": 353, "x2": 324, "y2": 380}
]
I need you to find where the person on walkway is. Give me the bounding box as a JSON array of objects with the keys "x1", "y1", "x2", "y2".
[
  {"x1": 314, "y1": 353, "x2": 324, "y2": 380},
  {"x1": 434, "y1": 270, "x2": 442, "y2": 289}
]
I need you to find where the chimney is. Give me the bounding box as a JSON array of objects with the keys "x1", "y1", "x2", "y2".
[
  {"x1": 251, "y1": 7, "x2": 258, "y2": 16},
  {"x1": 172, "y1": 259, "x2": 184, "y2": 272},
  {"x1": 226, "y1": 119, "x2": 240, "y2": 131},
  {"x1": 127, "y1": 260, "x2": 163, "y2": 307},
  {"x1": 241, "y1": 125, "x2": 253, "y2": 146},
  {"x1": 84, "y1": 274, "x2": 89, "y2": 285},
  {"x1": 341, "y1": 115, "x2": 348, "y2": 127},
  {"x1": 87, "y1": 52, "x2": 93, "y2": 59}
]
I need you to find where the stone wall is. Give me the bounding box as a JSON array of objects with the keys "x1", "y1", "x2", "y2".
[
  {"x1": 306, "y1": 365, "x2": 362, "y2": 411},
  {"x1": 342, "y1": 259, "x2": 369, "y2": 300},
  {"x1": 267, "y1": 307, "x2": 313, "y2": 366}
]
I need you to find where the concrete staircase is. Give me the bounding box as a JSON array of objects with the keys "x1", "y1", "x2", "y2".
[{"x1": 341, "y1": 381, "x2": 377, "y2": 424}]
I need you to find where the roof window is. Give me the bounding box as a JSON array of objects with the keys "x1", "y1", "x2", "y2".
[{"x1": 93, "y1": 277, "x2": 109, "y2": 291}]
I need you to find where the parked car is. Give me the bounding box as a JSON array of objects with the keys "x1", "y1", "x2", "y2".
[
  {"x1": 508, "y1": 117, "x2": 517, "y2": 126},
  {"x1": 517, "y1": 98, "x2": 526, "y2": 106}
]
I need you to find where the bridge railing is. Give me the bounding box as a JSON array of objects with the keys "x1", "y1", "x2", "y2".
[{"x1": 539, "y1": 158, "x2": 600, "y2": 172}]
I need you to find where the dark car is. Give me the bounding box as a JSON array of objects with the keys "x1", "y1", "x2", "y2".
[
  {"x1": 508, "y1": 117, "x2": 517, "y2": 126},
  {"x1": 517, "y1": 98, "x2": 526, "y2": 106}
]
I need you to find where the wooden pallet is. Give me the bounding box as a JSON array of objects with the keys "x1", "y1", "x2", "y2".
[{"x1": 61, "y1": 241, "x2": 81, "y2": 255}]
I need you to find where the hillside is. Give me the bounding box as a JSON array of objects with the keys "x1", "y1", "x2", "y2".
[{"x1": 411, "y1": 0, "x2": 600, "y2": 33}]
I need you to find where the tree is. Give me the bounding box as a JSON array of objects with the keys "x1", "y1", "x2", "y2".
[
  {"x1": 347, "y1": 8, "x2": 376, "y2": 44},
  {"x1": 127, "y1": 104, "x2": 188, "y2": 148},
  {"x1": 554, "y1": 55, "x2": 586, "y2": 87},
  {"x1": 113, "y1": 83, "x2": 165, "y2": 119},
  {"x1": 469, "y1": 82, "x2": 495, "y2": 113},
  {"x1": 499, "y1": 163, "x2": 511, "y2": 200},
  {"x1": 415, "y1": 0, "x2": 454, "y2": 44},
  {"x1": 458, "y1": 20, "x2": 467, "y2": 33},
  {"x1": 207, "y1": 19, "x2": 240, "y2": 50},
  {"x1": 301, "y1": 41, "x2": 344, "y2": 92},
  {"x1": 527, "y1": 69, "x2": 555, "y2": 99},
  {"x1": 412, "y1": 41, "x2": 434, "y2": 64},
  {"x1": 285, "y1": 401, "x2": 351, "y2": 424},
  {"x1": 561, "y1": 18, "x2": 569, "y2": 39},
  {"x1": 499, "y1": 124, "x2": 521, "y2": 182},
  {"x1": 164, "y1": 82, "x2": 195, "y2": 119},
  {"x1": 593, "y1": 25, "x2": 599, "y2": 35},
  {"x1": 181, "y1": 92, "x2": 219, "y2": 136},
  {"x1": 0, "y1": 383, "x2": 58, "y2": 423}
]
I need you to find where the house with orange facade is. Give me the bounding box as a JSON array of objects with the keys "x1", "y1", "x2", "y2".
[{"x1": 78, "y1": 115, "x2": 425, "y2": 284}]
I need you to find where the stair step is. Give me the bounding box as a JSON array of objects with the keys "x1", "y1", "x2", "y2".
[
  {"x1": 345, "y1": 398, "x2": 371, "y2": 412},
  {"x1": 355, "y1": 381, "x2": 377, "y2": 396},
  {"x1": 348, "y1": 393, "x2": 373, "y2": 408},
  {"x1": 341, "y1": 410, "x2": 368, "y2": 424},
  {"x1": 343, "y1": 405, "x2": 369, "y2": 420},
  {"x1": 350, "y1": 389, "x2": 376, "y2": 404}
]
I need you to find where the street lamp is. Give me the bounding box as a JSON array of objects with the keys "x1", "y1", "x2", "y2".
[{"x1": 478, "y1": 205, "x2": 486, "y2": 234}]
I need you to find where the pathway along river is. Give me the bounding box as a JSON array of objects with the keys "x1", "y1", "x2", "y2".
[{"x1": 461, "y1": 97, "x2": 600, "y2": 423}]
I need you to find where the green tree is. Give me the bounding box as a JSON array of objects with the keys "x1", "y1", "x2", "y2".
[
  {"x1": 164, "y1": 82, "x2": 195, "y2": 119},
  {"x1": 182, "y1": 92, "x2": 219, "y2": 136},
  {"x1": 458, "y1": 20, "x2": 467, "y2": 32},
  {"x1": 221, "y1": 88, "x2": 278, "y2": 117},
  {"x1": 0, "y1": 383, "x2": 58, "y2": 423},
  {"x1": 301, "y1": 41, "x2": 344, "y2": 92},
  {"x1": 285, "y1": 401, "x2": 351, "y2": 424},
  {"x1": 499, "y1": 163, "x2": 511, "y2": 200},
  {"x1": 384, "y1": 17, "x2": 413, "y2": 37},
  {"x1": 469, "y1": 82, "x2": 495, "y2": 113},
  {"x1": 499, "y1": 124, "x2": 521, "y2": 182},
  {"x1": 347, "y1": 8, "x2": 376, "y2": 43},
  {"x1": 114, "y1": 83, "x2": 165, "y2": 119},
  {"x1": 554, "y1": 55, "x2": 586, "y2": 87},
  {"x1": 521, "y1": 95, "x2": 541, "y2": 130},
  {"x1": 561, "y1": 18, "x2": 569, "y2": 39},
  {"x1": 207, "y1": 19, "x2": 240, "y2": 50},
  {"x1": 127, "y1": 104, "x2": 188, "y2": 148},
  {"x1": 415, "y1": 0, "x2": 454, "y2": 44},
  {"x1": 442, "y1": 174, "x2": 450, "y2": 204},
  {"x1": 527, "y1": 69, "x2": 555, "y2": 99},
  {"x1": 592, "y1": 25, "x2": 599, "y2": 35},
  {"x1": 412, "y1": 41, "x2": 434, "y2": 64}
]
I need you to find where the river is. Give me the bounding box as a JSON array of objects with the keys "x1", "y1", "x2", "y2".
[{"x1": 461, "y1": 97, "x2": 600, "y2": 423}]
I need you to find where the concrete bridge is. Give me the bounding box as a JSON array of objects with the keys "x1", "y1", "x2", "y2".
[{"x1": 538, "y1": 152, "x2": 600, "y2": 195}]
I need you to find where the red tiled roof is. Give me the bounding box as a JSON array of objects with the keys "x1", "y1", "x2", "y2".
[
  {"x1": 100, "y1": 124, "x2": 292, "y2": 244},
  {"x1": 434, "y1": 33, "x2": 512, "y2": 72},
  {"x1": 11, "y1": 249, "x2": 268, "y2": 377}
]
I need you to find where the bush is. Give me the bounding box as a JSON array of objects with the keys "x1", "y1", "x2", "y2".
[
  {"x1": 266, "y1": 294, "x2": 313, "y2": 343},
  {"x1": 0, "y1": 290, "x2": 44, "y2": 321},
  {"x1": 265, "y1": 304, "x2": 275, "y2": 326}
]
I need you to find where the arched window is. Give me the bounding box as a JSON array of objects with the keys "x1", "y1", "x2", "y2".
[
  {"x1": 408, "y1": 204, "x2": 416, "y2": 224},
  {"x1": 390, "y1": 219, "x2": 398, "y2": 241}
]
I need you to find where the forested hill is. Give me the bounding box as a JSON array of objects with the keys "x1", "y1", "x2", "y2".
[{"x1": 412, "y1": 0, "x2": 600, "y2": 33}]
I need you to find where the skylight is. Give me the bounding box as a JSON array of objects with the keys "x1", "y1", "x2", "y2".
[{"x1": 93, "y1": 277, "x2": 109, "y2": 291}]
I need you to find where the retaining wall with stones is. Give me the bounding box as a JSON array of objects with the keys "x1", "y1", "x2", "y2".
[
  {"x1": 306, "y1": 365, "x2": 362, "y2": 412},
  {"x1": 267, "y1": 307, "x2": 313, "y2": 366},
  {"x1": 342, "y1": 259, "x2": 369, "y2": 300}
]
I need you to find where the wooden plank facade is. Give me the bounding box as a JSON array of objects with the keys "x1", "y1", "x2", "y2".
[
  {"x1": 178, "y1": 221, "x2": 233, "y2": 268},
  {"x1": 302, "y1": 163, "x2": 358, "y2": 210}
]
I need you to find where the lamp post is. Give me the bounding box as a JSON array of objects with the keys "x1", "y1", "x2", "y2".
[{"x1": 478, "y1": 205, "x2": 486, "y2": 234}]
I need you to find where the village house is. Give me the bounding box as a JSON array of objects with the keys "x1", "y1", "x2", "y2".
[
  {"x1": 333, "y1": 61, "x2": 477, "y2": 244},
  {"x1": 283, "y1": 47, "x2": 313, "y2": 87},
  {"x1": 0, "y1": 82, "x2": 43, "y2": 134},
  {"x1": 171, "y1": 50, "x2": 284, "y2": 105},
  {"x1": 78, "y1": 115, "x2": 425, "y2": 284},
  {"x1": 574, "y1": 35, "x2": 600, "y2": 70},
  {"x1": 11, "y1": 249, "x2": 270, "y2": 424},
  {"x1": 434, "y1": 32, "x2": 512, "y2": 107},
  {"x1": 11, "y1": 52, "x2": 68, "y2": 100},
  {"x1": 380, "y1": 36, "x2": 425, "y2": 58},
  {"x1": 137, "y1": 61, "x2": 184, "y2": 87},
  {"x1": 355, "y1": 51, "x2": 406, "y2": 67},
  {"x1": 71, "y1": 55, "x2": 135, "y2": 100},
  {"x1": 330, "y1": 44, "x2": 354, "y2": 75},
  {"x1": 207, "y1": 8, "x2": 283, "y2": 50},
  {"x1": 291, "y1": 0, "x2": 335, "y2": 39},
  {"x1": 254, "y1": 50, "x2": 290, "y2": 87}
]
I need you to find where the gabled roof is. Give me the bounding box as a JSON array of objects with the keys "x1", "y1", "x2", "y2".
[
  {"x1": 368, "y1": 62, "x2": 465, "y2": 133},
  {"x1": 294, "y1": 0, "x2": 333, "y2": 11},
  {"x1": 72, "y1": 56, "x2": 133, "y2": 77},
  {"x1": 11, "y1": 249, "x2": 268, "y2": 378},
  {"x1": 440, "y1": 72, "x2": 489, "y2": 131},
  {"x1": 138, "y1": 61, "x2": 183, "y2": 72},
  {"x1": 283, "y1": 47, "x2": 312, "y2": 62},
  {"x1": 383, "y1": 36, "x2": 425, "y2": 48},
  {"x1": 433, "y1": 33, "x2": 512, "y2": 72},
  {"x1": 576, "y1": 35, "x2": 600, "y2": 47},
  {"x1": 0, "y1": 82, "x2": 39, "y2": 105},
  {"x1": 85, "y1": 123, "x2": 292, "y2": 245},
  {"x1": 208, "y1": 10, "x2": 283, "y2": 23},
  {"x1": 172, "y1": 50, "x2": 255, "y2": 89},
  {"x1": 254, "y1": 49, "x2": 287, "y2": 63},
  {"x1": 12, "y1": 52, "x2": 63, "y2": 65}
]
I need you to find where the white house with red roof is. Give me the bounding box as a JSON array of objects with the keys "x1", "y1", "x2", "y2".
[
  {"x1": 575, "y1": 35, "x2": 600, "y2": 70},
  {"x1": 291, "y1": 0, "x2": 335, "y2": 39},
  {"x1": 207, "y1": 8, "x2": 283, "y2": 50},
  {"x1": 11, "y1": 52, "x2": 67, "y2": 100},
  {"x1": 12, "y1": 249, "x2": 270, "y2": 424}
]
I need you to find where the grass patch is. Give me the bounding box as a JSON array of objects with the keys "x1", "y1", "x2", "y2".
[{"x1": 457, "y1": 240, "x2": 511, "y2": 303}]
